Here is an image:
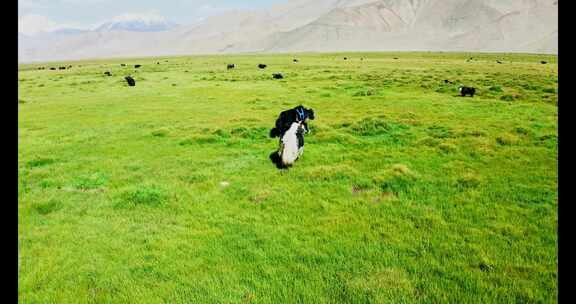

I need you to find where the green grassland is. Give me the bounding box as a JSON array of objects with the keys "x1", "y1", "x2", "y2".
[{"x1": 18, "y1": 52, "x2": 557, "y2": 303}]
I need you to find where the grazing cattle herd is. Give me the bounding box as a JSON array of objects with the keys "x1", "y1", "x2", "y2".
[
  {"x1": 27, "y1": 55, "x2": 556, "y2": 167},
  {"x1": 29, "y1": 56, "x2": 537, "y2": 104}
]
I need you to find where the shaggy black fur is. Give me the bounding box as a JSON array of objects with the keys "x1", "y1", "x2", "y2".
[
  {"x1": 269, "y1": 105, "x2": 315, "y2": 138},
  {"x1": 269, "y1": 151, "x2": 285, "y2": 169},
  {"x1": 125, "y1": 76, "x2": 136, "y2": 87},
  {"x1": 273, "y1": 73, "x2": 284, "y2": 79},
  {"x1": 258, "y1": 64, "x2": 267, "y2": 69},
  {"x1": 459, "y1": 86, "x2": 476, "y2": 97}
]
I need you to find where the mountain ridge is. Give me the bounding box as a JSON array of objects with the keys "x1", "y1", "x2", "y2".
[{"x1": 18, "y1": 0, "x2": 557, "y2": 63}]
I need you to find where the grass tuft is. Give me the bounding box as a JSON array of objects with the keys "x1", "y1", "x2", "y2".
[
  {"x1": 373, "y1": 164, "x2": 418, "y2": 194},
  {"x1": 26, "y1": 157, "x2": 55, "y2": 168},
  {"x1": 32, "y1": 199, "x2": 63, "y2": 215},
  {"x1": 115, "y1": 185, "x2": 167, "y2": 208},
  {"x1": 72, "y1": 173, "x2": 108, "y2": 190}
]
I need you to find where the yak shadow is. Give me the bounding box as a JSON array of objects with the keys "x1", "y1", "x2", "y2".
[{"x1": 269, "y1": 151, "x2": 288, "y2": 170}]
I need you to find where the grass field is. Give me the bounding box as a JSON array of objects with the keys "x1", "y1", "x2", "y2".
[{"x1": 18, "y1": 52, "x2": 557, "y2": 303}]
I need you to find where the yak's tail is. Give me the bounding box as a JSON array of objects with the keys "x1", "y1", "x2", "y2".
[{"x1": 270, "y1": 128, "x2": 279, "y2": 138}]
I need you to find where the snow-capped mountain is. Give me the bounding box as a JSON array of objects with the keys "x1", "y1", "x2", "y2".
[{"x1": 94, "y1": 14, "x2": 179, "y2": 32}]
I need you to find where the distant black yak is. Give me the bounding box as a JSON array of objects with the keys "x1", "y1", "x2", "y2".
[
  {"x1": 135, "y1": 64, "x2": 142, "y2": 68},
  {"x1": 272, "y1": 73, "x2": 284, "y2": 79},
  {"x1": 125, "y1": 76, "x2": 136, "y2": 87},
  {"x1": 120, "y1": 64, "x2": 126, "y2": 67},
  {"x1": 459, "y1": 86, "x2": 476, "y2": 97},
  {"x1": 58, "y1": 66, "x2": 66, "y2": 70},
  {"x1": 258, "y1": 64, "x2": 267, "y2": 69},
  {"x1": 50, "y1": 67, "x2": 56, "y2": 70},
  {"x1": 227, "y1": 64, "x2": 235, "y2": 70},
  {"x1": 104, "y1": 71, "x2": 112, "y2": 76},
  {"x1": 541, "y1": 61, "x2": 548, "y2": 64},
  {"x1": 496, "y1": 60, "x2": 503, "y2": 64},
  {"x1": 293, "y1": 59, "x2": 299, "y2": 63}
]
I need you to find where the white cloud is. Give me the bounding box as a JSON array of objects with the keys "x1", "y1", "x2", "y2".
[
  {"x1": 110, "y1": 11, "x2": 166, "y2": 23},
  {"x1": 18, "y1": 14, "x2": 58, "y2": 35},
  {"x1": 18, "y1": 11, "x2": 174, "y2": 36},
  {"x1": 18, "y1": 14, "x2": 90, "y2": 35},
  {"x1": 18, "y1": 0, "x2": 50, "y2": 10}
]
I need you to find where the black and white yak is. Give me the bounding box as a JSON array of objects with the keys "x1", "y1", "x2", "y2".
[{"x1": 269, "y1": 105, "x2": 315, "y2": 168}]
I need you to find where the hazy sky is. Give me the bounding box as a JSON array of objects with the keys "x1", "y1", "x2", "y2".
[{"x1": 18, "y1": 0, "x2": 286, "y2": 34}]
